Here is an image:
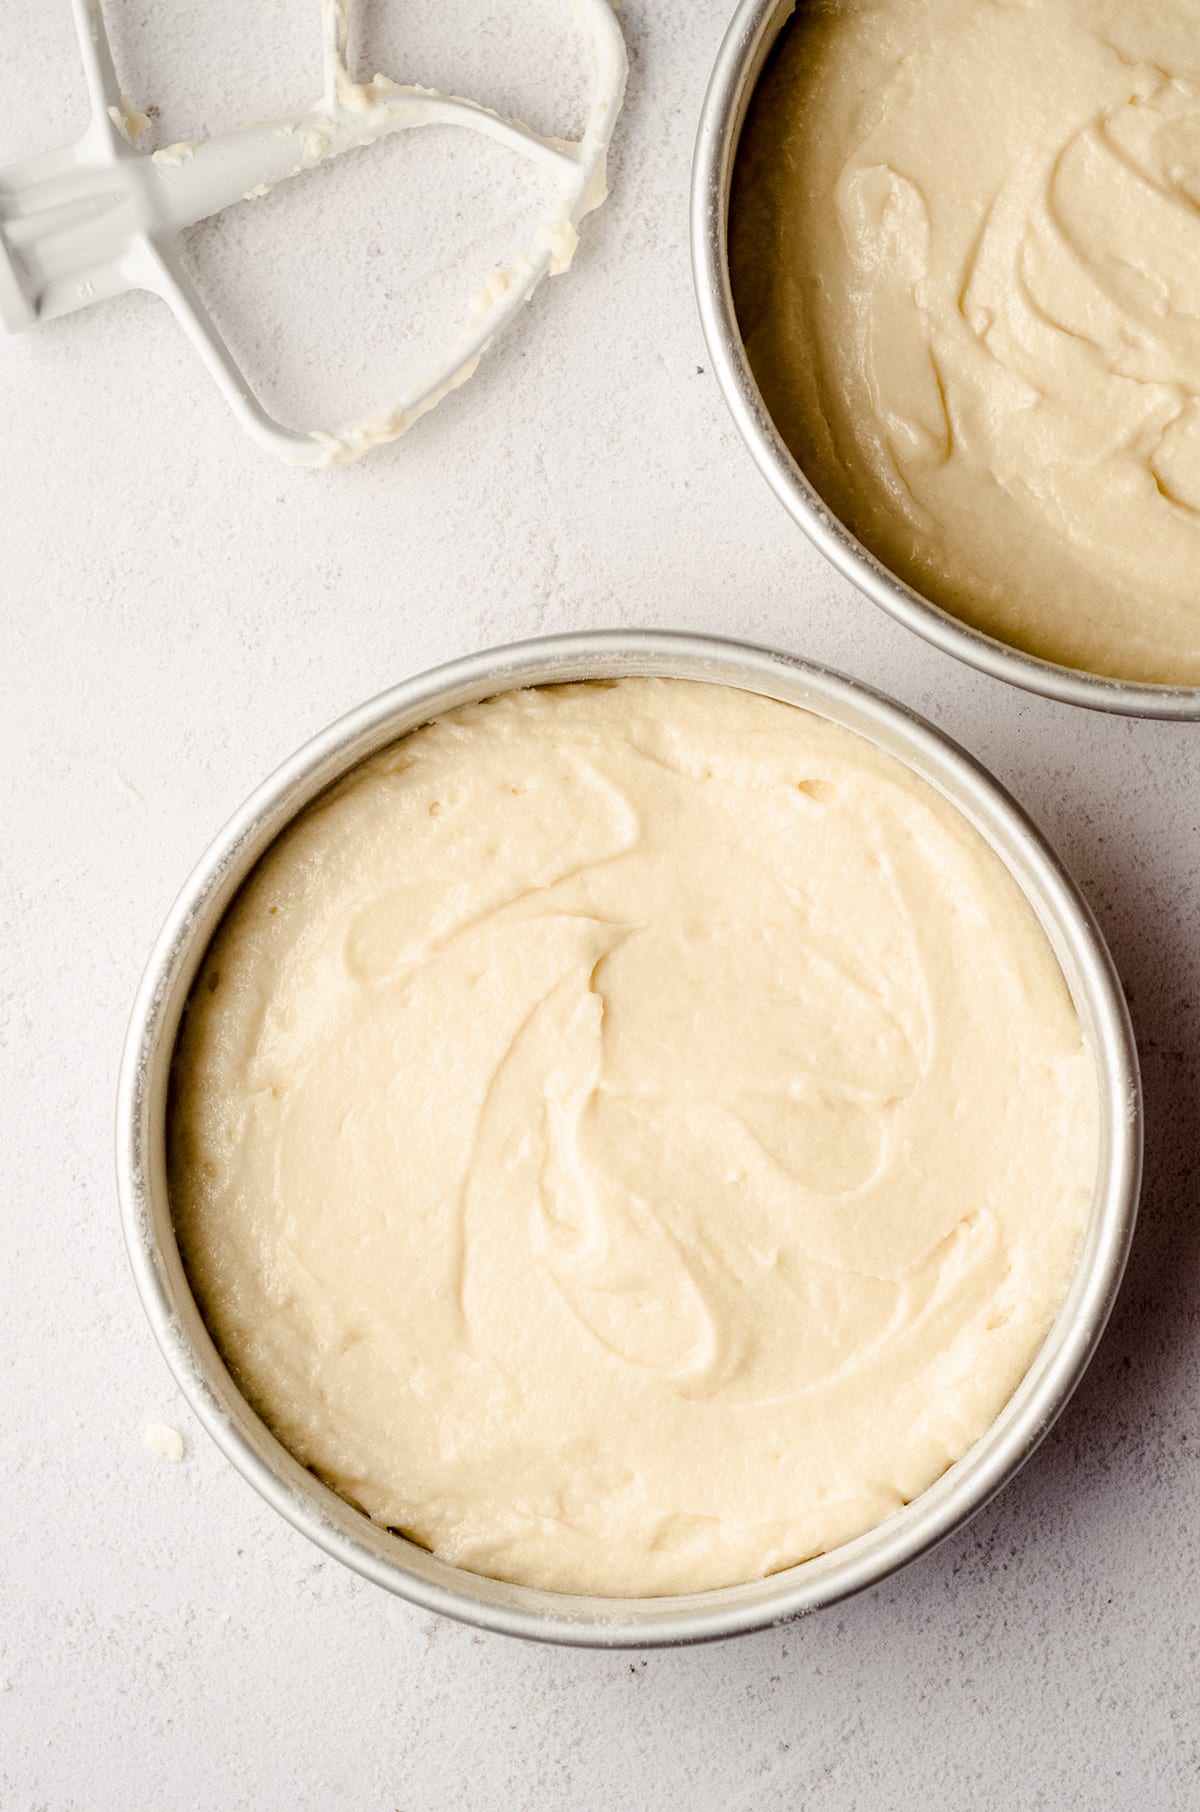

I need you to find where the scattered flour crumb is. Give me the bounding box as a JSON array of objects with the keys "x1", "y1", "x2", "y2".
[
  {"x1": 110, "y1": 767, "x2": 144, "y2": 801},
  {"x1": 0, "y1": 1679, "x2": 10, "y2": 1692},
  {"x1": 143, "y1": 1422, "x2": 185, "y2": 1463}
]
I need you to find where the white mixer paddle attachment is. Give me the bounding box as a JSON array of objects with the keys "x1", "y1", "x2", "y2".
[{"x1": 0, "y1": 0, "x2": 626, "y2": 467}]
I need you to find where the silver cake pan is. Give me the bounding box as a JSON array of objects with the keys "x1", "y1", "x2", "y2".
[
  {"x1": 691, "y1": 0, "x2": 1200, "y2": 719},
  {"x1": 117, "y1": 630, "x2": 1141, "y2": 1646}
]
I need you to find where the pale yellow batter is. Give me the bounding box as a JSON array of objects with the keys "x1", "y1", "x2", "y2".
[
  {"x1": 170, "y1": 680, "x2": 1097, "y2": 1596},
  {"x1": 731, "y1": 0, "x2": 1200, "y2": 686}
]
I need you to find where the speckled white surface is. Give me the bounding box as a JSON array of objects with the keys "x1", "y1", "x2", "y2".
[{"x1": 3, "y1": 3, "x2": 1199, "y2": 1807}]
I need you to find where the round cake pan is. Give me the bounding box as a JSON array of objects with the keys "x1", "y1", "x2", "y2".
[
  {"x1": 117, "y1": 630, "x2": 1141, "y2": 1646},
  {"x1": 691, "y1": 0, "x2": 1200, "y2": 720}
]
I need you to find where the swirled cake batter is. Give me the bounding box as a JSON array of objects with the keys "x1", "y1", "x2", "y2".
[
  {"x1": 731, "y1": 0, "x2": 1200, "y2": 685},
  {"x1": 170, "y1": 680, "x2": 1097, "y2": 1595}
]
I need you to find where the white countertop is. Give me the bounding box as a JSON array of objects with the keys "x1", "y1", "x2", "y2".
[{"x1": 3, "y1": 3, "x2": 1198, "y2": 1807}]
